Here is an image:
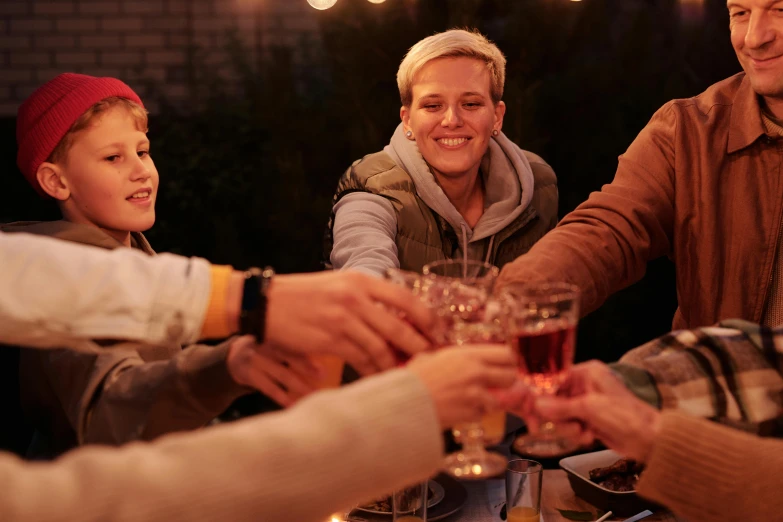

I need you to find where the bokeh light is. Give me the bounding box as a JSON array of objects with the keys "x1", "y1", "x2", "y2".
[{"x1": 307, "y1": 0, "x2": 338, "y2": 10}]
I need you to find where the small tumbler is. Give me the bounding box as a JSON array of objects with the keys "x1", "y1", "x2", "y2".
[
  {"x1": 392, "y1": 480, "x2": 428, "y2": 522},
  {"x1": 505, "y1": 459, "x2": 543, "y2": 522}
]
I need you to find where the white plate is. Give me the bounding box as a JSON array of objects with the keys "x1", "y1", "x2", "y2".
[{"x1": 559, "y1": 449, "x2": 637, "y2": 495}]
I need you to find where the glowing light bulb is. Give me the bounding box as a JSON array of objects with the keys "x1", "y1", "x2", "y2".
[
  {"x1": 307, "y1": 0, "x2": 338, "y2": 9},
  {"x1": 368, "y1": 0, "x2": 387, "y2": 3}
]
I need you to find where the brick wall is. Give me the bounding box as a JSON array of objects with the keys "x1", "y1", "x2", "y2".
[{"x1": 0, "y1": 0, "x2": 320, "y2": 115}]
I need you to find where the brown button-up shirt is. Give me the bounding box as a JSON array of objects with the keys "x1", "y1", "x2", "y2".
[
  {"x1": 761, "y1": 111, "x2": 783, "y2": 326},
  {"x1": 499, "y1": 72, "x2": 783, "y2": 331}
]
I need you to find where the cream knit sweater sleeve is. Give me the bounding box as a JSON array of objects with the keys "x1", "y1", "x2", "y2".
[
  {"x1": 0, "y1": 368, "x2": 444, "y2": 522},
  {"x1": 637, "y1": 410, "x2": 783, "y2": 522}
]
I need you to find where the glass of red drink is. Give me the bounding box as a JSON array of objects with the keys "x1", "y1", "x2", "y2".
[{"x1": 501, "y1": 282, "x2": 580, "y2": 457}]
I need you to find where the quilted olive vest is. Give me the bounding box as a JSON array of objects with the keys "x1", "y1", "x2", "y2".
[{"x1": 324, "y1": 151, "x2": 558, "y2": 273}]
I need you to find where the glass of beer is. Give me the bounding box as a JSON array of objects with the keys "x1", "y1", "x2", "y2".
[
  {"x1": 312, "y1": 354, "x2": 344, "y2": 389},
  {"x1": 393, "y1": 480, "x2": 428, "y2": 522},
  {"x1": 422, "y1": 259, "x2": 508, "y2": 479},
  {"x1": 505, "y1": 459, "x2": 543, "y2": 522},
  {"x1": 501, "y1": 282, "x2": 580, "y2": 457}
]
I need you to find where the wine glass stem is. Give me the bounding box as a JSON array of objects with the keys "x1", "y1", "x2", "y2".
[{"x1": 462, "y1": 424, "x2": 485, "y2": 453}]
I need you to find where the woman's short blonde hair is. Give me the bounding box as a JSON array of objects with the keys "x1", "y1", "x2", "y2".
[{"x1": 397, "y1": 29, "x2": 506, "y2": 107}]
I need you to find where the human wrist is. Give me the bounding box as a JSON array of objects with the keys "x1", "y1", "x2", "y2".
[
  {"x1": 226, "y1": 270, "x2": 244, "y2": 334},
  {"x1": 236, "y1": 267, "x2": 274, "y2": 343},
  {"x1": 638, "y1": 408, "x2": 662, "y2": 463}
]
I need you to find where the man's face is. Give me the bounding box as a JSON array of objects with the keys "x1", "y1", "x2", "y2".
[
  {"x1": 59, "y1": 106, "x2": 158, "y2": 237},
  {"x1": 729, "y1": 0, "x2": 783, "y2": 99}
]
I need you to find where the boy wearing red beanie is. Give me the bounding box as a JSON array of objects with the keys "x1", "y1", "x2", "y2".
[
  {"x1": 4, "y1": 74, "x2": 316, "y2": 457},
  {"x1": 15, "y1": 73, "x2": 156, "y2": 246}
]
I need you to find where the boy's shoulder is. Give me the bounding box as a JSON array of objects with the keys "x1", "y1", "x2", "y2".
[{"x1": 1, "y1": 220, "x2": 134, "y2": 251}]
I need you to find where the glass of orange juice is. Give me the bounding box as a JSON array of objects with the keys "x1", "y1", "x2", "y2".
[
  {"x1": 481, "y1": 410, "x2": 507, "y2": 445},
  {"x1": 313, "y1": 354, "x2": 344, "y2": 389},
  {"x1": 506, "y1": 459, "x2": 543, "y2": 522}
]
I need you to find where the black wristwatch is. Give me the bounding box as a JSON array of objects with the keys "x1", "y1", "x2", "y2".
[{"x1": 239, "y1": 266, "x2": 275, "y2": 343}]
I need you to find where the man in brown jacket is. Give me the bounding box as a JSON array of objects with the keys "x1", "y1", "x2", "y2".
[{"x1": 499, "y1": 0, "x2": 783, "y2": 330}]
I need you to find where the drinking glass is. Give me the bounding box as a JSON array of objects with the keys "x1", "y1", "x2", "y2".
[
  {"x1": 501, "y1": 282, "x2": 580, "y2": 457},
  {"x1": 385, "y1": 268, "x2": 431, "y2": 300},
  {"x1": 312, "y1": 354, "x2": 344, "y2": 389},
  {"x1": 422, "y1": 259, "x2": 507, "y2": 479},
  {"x1": 384, "y1": 268, "x2": 437, "y2": 365},
  {"x1": 392, "y1": 481, "x2": 428, "y2": 522},
  {"x1": 505, "y1": 459, "x2": 543, "y2": 522}
]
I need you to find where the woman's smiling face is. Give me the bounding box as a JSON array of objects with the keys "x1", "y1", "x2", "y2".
[{"x1": 401, "y1": 56, "x2": 505, "y2": 180}]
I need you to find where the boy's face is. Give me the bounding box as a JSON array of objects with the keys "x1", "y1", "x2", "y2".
[{"x1": 59, "y1": 105, "x2": 158, "y2": 236}]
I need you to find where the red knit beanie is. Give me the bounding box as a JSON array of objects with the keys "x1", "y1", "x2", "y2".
[{"x1": 16, "y1": 73, "x2": 144, "y2": 197}]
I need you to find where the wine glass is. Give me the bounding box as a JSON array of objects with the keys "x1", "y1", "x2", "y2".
[
  {"x1": 422, "y1": 259, "x2": 508, "y2": 479},
  {"x1": 500, "y1": 282, "x2": 580, "y2": 457},
  {"x1": 384, "y1": 268, "x2": 437, "y2": 365}
]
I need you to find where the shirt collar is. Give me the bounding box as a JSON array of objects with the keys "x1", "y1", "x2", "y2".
[{"x1": 727, "y1": 74, "x2": 767, "y2": 154}]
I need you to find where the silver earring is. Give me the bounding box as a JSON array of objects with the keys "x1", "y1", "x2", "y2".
[
  {"x1": 492, "y1": 129, "x2": 499, "y2": 136},
  {"x1": 405, "y1": 130, "x2": 413, "y2": 138}
]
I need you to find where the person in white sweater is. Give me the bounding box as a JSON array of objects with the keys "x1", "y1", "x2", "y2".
[
  {"x1": 0, "y1": 230, "x2": 518, "y2": 522},
  {"x1": 0, "y1": 230, "x2": 434, "y2": 371}
]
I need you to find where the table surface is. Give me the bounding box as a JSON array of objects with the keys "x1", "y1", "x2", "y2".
[{"x1": 452, "y1": 470, "x2": 681, "y2": 522}]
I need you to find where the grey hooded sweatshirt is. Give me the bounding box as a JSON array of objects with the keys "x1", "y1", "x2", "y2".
[{"x1": 330, "y1": 124, "x2": 541, "y2": 277}]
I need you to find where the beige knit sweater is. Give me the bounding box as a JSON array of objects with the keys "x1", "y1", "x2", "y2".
[
  {"x1": 638, "y1": 410, "x2": 783, "y2": 522},
  {"x1": 1, "y1": 368, "x2": 444, "y2": 522}
]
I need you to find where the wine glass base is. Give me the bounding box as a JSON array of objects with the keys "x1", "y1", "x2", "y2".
[
  {"x1": 443, "y1": 451, "x2": 507, "y2": 480},
  {"x1": 512, "y1": 433, "x2": 580, "y2": 458}
]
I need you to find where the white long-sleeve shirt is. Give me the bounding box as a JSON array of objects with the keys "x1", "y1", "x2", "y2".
[
  {"x1": 0, "y1": 230, "x2": 445, "y2": 522},
  {"x1": 0, "y1": 231, "x2": 211, "y2": 349}
]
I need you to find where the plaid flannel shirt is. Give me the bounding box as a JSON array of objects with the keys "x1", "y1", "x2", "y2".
[{"x1": 611, "y1": 319, "x2": 783, "y2": 435}]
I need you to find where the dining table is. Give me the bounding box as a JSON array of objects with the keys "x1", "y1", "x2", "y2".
[
  {"x1": 348, "y1": 419, "x2": 684, "y2": 522},
  {"x1": 450, "y1": 470, "x2": 683, "y2": 522},
  {"x1": 441, "y1": 417, "x2": 684, "y2": 522}
]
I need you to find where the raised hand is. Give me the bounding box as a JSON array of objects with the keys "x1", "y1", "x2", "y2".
[
  {"x1": 407, "y1": 345, "x2": 517, "y2": 429},
  {"x1": 265, "y1": 271, "x2": 436, "y2": 376},
  {"x1": 524, "y1": 361, "x2": 662, "y2": 462},
  {"x1": 226, "y1": 335, "x2": 320, "y2": 407}
]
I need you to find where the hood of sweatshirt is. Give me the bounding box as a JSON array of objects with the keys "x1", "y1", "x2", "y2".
[{"x1": 384, "y1": 123, "x2": 535, "y2": 262}]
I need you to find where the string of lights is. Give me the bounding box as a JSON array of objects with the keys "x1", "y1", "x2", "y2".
[{"x1": 306, "y1": 0, "x2": 705, "y2": 8}]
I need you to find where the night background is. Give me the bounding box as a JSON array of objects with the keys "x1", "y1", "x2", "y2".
[{"x1": 0, "y1": 0, "x2": 738, "y2": 365}]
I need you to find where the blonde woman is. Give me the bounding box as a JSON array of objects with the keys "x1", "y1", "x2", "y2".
[{"x1": 326, "y1": 29, "x2": 558, "y2": 276}]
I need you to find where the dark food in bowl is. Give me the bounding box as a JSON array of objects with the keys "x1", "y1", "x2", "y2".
[
  {"x1": 589, "y1": 458, "x2": 644, "y2": 492},
  {"x1": 360, "y1": 485, "x2": 435, "y2": 512}
]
